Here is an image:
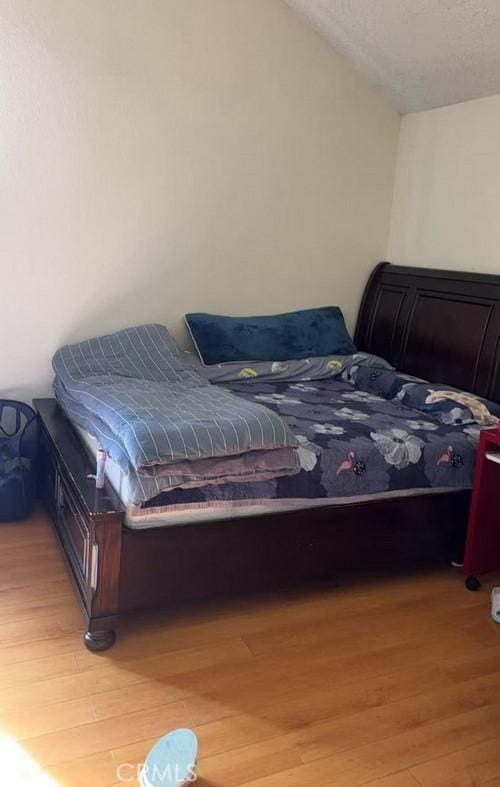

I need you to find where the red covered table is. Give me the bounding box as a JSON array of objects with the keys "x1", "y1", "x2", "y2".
[{"x1": 463, "y1": 427, "x2": 500, "y2": 590}]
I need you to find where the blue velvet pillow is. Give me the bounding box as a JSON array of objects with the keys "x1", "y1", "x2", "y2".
[{"x1": 185, "y1": 306, "x2": 356, "y2": 365}]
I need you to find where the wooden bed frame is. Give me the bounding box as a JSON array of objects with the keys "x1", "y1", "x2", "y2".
[{"x1": 35, "y1": 262, "x2": 500, "y2": 651}]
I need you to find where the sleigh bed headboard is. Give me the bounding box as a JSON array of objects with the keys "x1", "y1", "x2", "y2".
[{"x1": 355, "y1": 262, "x2": 500, "y2": 403}]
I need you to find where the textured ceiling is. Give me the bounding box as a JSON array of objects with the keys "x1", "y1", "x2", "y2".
[{"x1": 285, "y1": 0, "x2": 500, "y2": 113}]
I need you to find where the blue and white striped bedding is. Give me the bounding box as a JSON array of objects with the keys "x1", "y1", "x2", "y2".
[{"x1": 52, "y1": 324, "x2": 299, "y2": 504}]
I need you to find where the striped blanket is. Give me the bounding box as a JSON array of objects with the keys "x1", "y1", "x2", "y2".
[{"x1": 52, "y1": 324, "x2": 299, "y2": 503}]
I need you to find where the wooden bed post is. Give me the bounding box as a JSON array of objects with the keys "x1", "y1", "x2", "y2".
[
  {"x1": 84, "y1": 514, "x2": 122, "y2": 651},
  {"x1": 35, "y1": 399, "x2": 124, "y2": 652}
]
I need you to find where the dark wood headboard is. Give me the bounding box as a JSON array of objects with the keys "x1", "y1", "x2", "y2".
[{"x1": 355, "y1": 262, "x2": 500, "y2": 402}]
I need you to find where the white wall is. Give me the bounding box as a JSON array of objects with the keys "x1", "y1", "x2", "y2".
[
  {"x1": 388, "y1": 94, "x2": 500, "y2": 271},
  {"x1": 0, "y1": 0, "x2": 400, "y2": 401}
]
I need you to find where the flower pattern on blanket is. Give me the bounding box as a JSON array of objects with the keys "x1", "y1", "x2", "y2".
[
  {"x1": 311, "y1": 423, "x2": 346, "y2": 436},
  {"x1": 370, "y1": 428, "x2": 424, "y2": 470},
  {"x1": 142, "y1": 367, "x2": 499, "y2": 511},
  {"x1": 342, "y1": 390, "x2": 382, "y2": 404},
  {"x1": 254, "y1": 392, "x2": 301, "y2": 406},
  {"x1": 295, "y1": 435, "x2": 321, "y2": 472},
  {"x1": 405, "y1": 419, "x2": 439, "y2": 432}
]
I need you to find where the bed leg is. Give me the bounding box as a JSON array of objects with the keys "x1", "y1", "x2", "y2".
[{"x1": 84, "y1": 627, "x2": 116, "y2": 652}]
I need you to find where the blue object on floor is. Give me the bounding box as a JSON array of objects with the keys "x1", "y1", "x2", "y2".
[
  {"x1": 140, "y1": 729, "x2": 198, "y2": 787},
  {"x1": 0, "y1": 400, "x2": 38, "y2": 522}
]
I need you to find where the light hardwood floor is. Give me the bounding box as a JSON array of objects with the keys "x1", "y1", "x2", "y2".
[{"x1": 0, "y1": 510, "x2": 499, "y2": 786}]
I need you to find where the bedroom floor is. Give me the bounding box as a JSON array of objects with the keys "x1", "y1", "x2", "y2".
[{"x1": 0, "y1": 513, "x2": 499, "y2": 787}]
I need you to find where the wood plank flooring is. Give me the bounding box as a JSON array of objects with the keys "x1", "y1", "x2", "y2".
[{"x1": 0, "y1": 510, "x2": 499, "y2": 786}]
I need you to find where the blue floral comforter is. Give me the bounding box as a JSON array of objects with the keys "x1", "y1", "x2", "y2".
[{"x1": 141, "y1": 363, "x2": 499, "y2": 513}]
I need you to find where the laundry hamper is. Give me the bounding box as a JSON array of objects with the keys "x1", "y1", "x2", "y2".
[{"x1": 0, "y1": 400, "x2": 38, "y2": 522}]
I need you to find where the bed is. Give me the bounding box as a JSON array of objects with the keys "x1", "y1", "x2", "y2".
[{"x1": 35, "y1": 261, "x2": 500, "y2": 650}]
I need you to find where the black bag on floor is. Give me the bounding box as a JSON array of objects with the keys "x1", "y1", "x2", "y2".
[{"x1": 0, "y1": 401, "x2": 38, "y2": 522}]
